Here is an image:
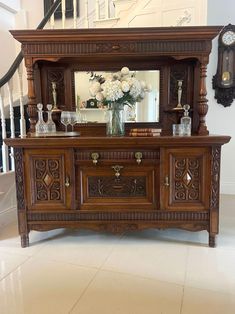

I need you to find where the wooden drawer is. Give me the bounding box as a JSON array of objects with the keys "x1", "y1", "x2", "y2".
[{"x1": 75, "y1": 149, "x2": 160, "y2": 211}]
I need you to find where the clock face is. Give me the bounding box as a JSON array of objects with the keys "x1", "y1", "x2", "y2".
[{"x1": 222, "y1": 30, "x2": 235, "y2": 45}]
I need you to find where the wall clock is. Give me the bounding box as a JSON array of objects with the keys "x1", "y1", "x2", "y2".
[{"x1": 213, "y1": 24, "x2": 235, "y2": 107}]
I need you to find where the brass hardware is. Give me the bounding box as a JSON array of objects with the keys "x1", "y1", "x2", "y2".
[
  {"x1": 91, "y1": 152, "x2": 99, "y2": 165},
  {"x1": 112, "y1": 45, "x2": 120, "y2": 50},
  {"x1": 164, "y1": 176, "x2": 170, "y2": 187},
  {"x1": 65, "y1": 176, "x2": 70, "y2": 188},
  {"x1": 135, "y1": 152, "x2": 142, "y2": 164},
  {"x1": 112, "y1": 165, "x2": 124, "y2": 178}
]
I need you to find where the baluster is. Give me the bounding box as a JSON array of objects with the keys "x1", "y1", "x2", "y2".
[
  {"x1": 95, "y1": 0, "x2": 100, "y2": 20},
  {"x1": 0, "y1": 88, "x2": 9, "y2": 172},
  {"x1": 105, "y1": 0, "x2": 109, "y2": 19},
  {"x1": 62, "y1": 0, "x2": 66, "y2": 29},
  {"x1": 84, "y1": 0, "x2": 89, "y2": 28},
  {"x1": 50, "y1": 0, "x2": 55, "y2": 29},
  {"x1": 112, "y1": 0, "x2": 116, "y2": 18},
  {"x1": 6, "y1": 81, "x2": 15, "y2": 170},
  {"x1": 73, "y1": 0, "x2": 77, "y2": 28},
  {"x1": 17, "y1": 63, "x2": 26, "y2": 137}
]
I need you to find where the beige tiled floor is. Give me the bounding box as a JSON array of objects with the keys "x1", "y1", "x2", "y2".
[{"x1": 0, "y1": 194, "x2": 235, "y2": 314}]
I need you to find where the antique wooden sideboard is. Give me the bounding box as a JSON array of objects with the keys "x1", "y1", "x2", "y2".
[{"x1": 6, "y1": 26, "x2": 231, "y2": 247}]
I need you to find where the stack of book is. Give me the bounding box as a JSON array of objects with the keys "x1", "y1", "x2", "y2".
[{"x1": 129, "y1": 128, "x2": 162, "y2": 137}]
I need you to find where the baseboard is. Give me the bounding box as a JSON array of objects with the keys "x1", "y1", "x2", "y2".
[
  {"x1": 220, "y1": 182, "x2": 235, "y2": 195},
  {"x1": 0, "y1": 206, "x2": 17, "y2": 229}
]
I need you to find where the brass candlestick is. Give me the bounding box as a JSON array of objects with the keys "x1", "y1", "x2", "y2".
[
  {"x1": 51, "y1": 82, "x2": 58, "y2": 111},
  {"x1": 174, "y1": 80, "x2": 183, "y2": 110}
]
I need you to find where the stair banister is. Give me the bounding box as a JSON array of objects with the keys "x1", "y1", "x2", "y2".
[{"x1": 0, "y1": 0, "x2": 62, "y2": 172}]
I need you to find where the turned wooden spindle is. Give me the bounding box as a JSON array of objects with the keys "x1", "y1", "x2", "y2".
[
  {"x1": 198, "y1": 62, "x2": 209, "y2": 135},
  {"x1": 25, "y1": 59, "x2": 37, "y2": 133}
]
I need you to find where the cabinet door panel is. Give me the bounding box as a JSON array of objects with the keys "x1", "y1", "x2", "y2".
[
  {"x1": 78, "y1": 165, "x2": 158, "y2": 211},
  {"x1": 162, "y1": 148, "x2": 210, "y2": 211},
  {"x1": 25, "y1": 149, "x2": 74, "y2": 210}
]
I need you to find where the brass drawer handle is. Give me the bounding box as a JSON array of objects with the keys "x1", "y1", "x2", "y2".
[
  {"x1": 65, "y1": 176, "x2": 70, "y2": 188},
  {"x1": 164, "y1": 176, "x2": 170, "y2": 187},
  {"x1": 135, "y1": 152, "x2": 142, "y2": 164},
  {"x1": 112, "y1": 165, "x2": 124, "y2": 178},
  {"x1": 91, "y1": 152, "x2": 99, "y2": 165}
]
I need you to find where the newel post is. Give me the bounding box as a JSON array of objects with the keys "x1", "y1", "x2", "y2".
[
  {"x1": 198, "y1": 60, "x2": 209, "y2": 135},
  {"x1": 25, "y1": 58, "x2": 37, "y2": 133}
]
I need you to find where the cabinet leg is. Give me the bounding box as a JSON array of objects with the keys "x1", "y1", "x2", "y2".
[
  {"x1": 209, "y1": 234, "x2": 217, "y2": 248},
  {"x1": 21, "y1": 234, "x2": 29, "y2": 248}
]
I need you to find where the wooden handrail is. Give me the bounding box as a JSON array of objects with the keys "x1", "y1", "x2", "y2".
[{"x1": 0, "y1": 0, "x2": 62, "y2": 88}]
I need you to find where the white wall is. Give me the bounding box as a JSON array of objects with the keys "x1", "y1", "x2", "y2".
[
  {"x1": 0, "y1": 6, "x2": 16, "y2": 78},
  {"x1": 207, "y1": 0, "x2": 235, "y2": 194}
]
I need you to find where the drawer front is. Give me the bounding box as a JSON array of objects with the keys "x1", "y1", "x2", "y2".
[{"x1": 75, "y1": 149, "x2": 159, "y2": 211}]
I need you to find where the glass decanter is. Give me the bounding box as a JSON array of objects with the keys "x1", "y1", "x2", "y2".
[
  {"x1": 180, "y1": 104, "x2": 191, "y2": 136},
  {"x1": 35, "y1": 103, "x2": 47, "y2": 134},
  {"x1": 45, "y1": 104, "x2": 56, "y2": 133}
]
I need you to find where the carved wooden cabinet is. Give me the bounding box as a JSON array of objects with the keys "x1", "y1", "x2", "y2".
[
  {"x1": 7, "y1": 136, "x2": 230, "y2": 248},
  {"x1": 6, "y1": 26, "x2": 231, "y2": 247}
]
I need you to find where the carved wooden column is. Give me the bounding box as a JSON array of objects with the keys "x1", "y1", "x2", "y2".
[
  {"x1": 14, "y1": 148, "x2": 29, "y2": 247},
  {"x1": 209, "y1": 146, "x2": 221, "y2": 247},
  {"x1": 25, "y1": 58, "x2": 37, "y2": 133},
  {"x1": 198, "y1": 60, "x2": 209, "y2": 135}
]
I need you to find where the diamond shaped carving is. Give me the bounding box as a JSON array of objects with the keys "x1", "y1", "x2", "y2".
[
  {"x1": 44, "y1": 174, "x2": 52, "y2": 186},
  {"x1": 183, "y1": 172, "x2": 192, "y2": 185}
]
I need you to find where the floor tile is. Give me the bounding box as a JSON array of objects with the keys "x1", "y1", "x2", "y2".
[
  {"x1": 0, "y1": 257, "x2": 97, "y2": 314},
  {"x1": 34, "y1": 229, "x2": 122, "y2": 268},
  {"x1": 0, "y1": 251, "x2": 29, "y2": 280},
  {"x1": 102, "y1": 230, "x2": 188, "y2": 285},
  {"x1": 181, "y1": 286, "x2": 235, "y2": 314},
  {"x1": 0, "y1": 222, "x2": 62, "y2": 256},
  {"x1": 185, "y1": 246, "x2": 235, "y2": 294},
  {"x1": 70, "y1": 270, "x2": 183, "y2": 314}
]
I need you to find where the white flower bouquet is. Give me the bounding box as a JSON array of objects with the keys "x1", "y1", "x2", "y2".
[
  {"x1": 89, "y1": 67, "x2": 151, "y2": 136},
  {"x1": 89, "y1": 67, "x2": 152, "y2": 107}
]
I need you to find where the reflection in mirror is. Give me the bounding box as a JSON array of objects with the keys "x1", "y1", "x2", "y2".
[{"x1": 74, "y1": 70, "x2": 159, "y2": 123}]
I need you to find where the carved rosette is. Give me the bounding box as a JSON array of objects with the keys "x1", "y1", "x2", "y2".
[
  {"x1": 173, "y1": 157, "x2": 201, "y2": 201},
  {"x1": 33, "y1": 157, "x2": 63, "y2": 202}
]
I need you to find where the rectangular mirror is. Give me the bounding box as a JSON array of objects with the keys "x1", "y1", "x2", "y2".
[{"x1": 74, "y1": 70, "x2": 160, "y2": 123}]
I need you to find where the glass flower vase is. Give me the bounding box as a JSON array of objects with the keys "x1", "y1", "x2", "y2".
[{"x1": 106, "y1": 103, "x2": 125, "y2": 136}]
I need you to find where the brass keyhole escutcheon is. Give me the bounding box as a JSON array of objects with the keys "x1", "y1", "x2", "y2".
[
  {"x1": 91, "y1": 152, "x2": 99, "y2": 165},
  {"x1": 135, "y1": 152, "x2": 142, "y2": 164},
  {"x1": 112, "y1": 165, "x2": 124, "y2": 178}
]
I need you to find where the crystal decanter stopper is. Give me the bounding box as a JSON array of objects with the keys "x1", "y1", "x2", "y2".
[
  {"x1": 35, "y1": 103, "x2": 47, "y2": 134},
  {"x1": 45, "y1": 104, "x2": 56, "y2": 133}
]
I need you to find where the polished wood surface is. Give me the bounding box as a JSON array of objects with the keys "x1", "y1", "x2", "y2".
[
  {"x1": 11, "y1": 26, "x2": 222, "y2": 135},
  {"x1": 6, "y1": 26, "x2": 231, "y2": 248},
  {"x1": 6, "y1": 135, "x2": 230, "y2": 248}
]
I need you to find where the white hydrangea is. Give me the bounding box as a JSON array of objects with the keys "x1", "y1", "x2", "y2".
[
  {"x1": 121, "y1": 67, "x2": 129, "y2": 75},
  {"x1": 121, "y1": 81, "x2": 130, "y2": 93},
  {"x1": 129, "y1": 78, "x2": 141, "y2": 98},
  {"x1": 102, "y1": 80, "x2": 124, "y2": 102}
]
